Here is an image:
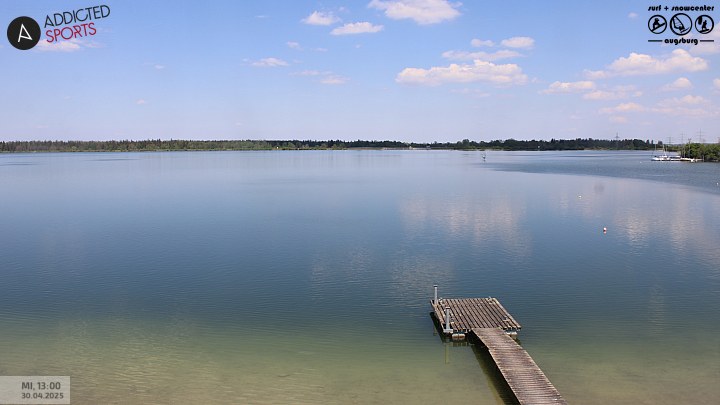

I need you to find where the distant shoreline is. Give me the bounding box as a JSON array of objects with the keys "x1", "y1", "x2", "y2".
[
  {"x1": 1, "y1": 139, "x2": 718, "y2": 161},
  {"x1": 0, "y1": 137, "x2": 664, "y2": 152}
]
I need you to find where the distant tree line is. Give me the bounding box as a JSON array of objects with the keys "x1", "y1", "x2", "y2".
[
  {"x1": 436, "y1": 138, "x2": 656, "y2": 151},
  {"x1": 0, "y1": 139, "x2": 397, "y2": 152},
  {"x1": 1, "y1": 138, "x2": 718, "y2": 160},
  {"x1": 667, "y1": 142, "x2": 720, "y2": 162}
]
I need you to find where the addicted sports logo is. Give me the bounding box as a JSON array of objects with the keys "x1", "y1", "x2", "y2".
[
  {"x1": 6, "y1": 4, "x2": 110, "y2": 50},
  {"x1": 6, "y1": 16, "x2": 40, "y2": 50}
]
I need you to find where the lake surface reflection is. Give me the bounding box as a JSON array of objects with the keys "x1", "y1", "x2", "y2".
[{"x1": 1, "y1": 150, "x2": 718, "y2": 404}]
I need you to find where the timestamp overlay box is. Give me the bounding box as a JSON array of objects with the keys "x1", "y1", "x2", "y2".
[{"x1": 0, "y1": 376, "x2": 70, "y2": 404}]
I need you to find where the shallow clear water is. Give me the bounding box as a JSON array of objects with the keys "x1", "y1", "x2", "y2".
[{"x1": 1, "y1": 150, "x2": 718, "y2": 404}]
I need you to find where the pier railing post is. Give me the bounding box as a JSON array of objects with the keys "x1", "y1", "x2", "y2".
[
  {"x1": 433, "y1": 285, "x2": 438, "y2": 304},
  {"x1": 443, "y1": 307, "x2": 452, "y2": 334}
]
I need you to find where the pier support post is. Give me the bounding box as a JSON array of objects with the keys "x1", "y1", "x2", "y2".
[
  {"x1": 443, "y1": 307, "x2": 452, "y2": 334},
  {"x1": 433, "y1": 285, "x2": 438, "y2": 304}
]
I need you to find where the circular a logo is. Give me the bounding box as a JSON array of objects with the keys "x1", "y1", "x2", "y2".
[
  {"x1": 670, "y1": 13, "x2": 692, "y2": 36},
  {"x1": 648, "y1": 15, "x2": 667, "y2": 34},
  {"x1": 695, "y1": 15, "x2": 714, "y2": 34},
  {"x1": 6, "y1": 16, "x2": 40, "y2": 50}
]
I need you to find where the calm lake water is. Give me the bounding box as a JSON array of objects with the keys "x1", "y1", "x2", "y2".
[{"x1": 1, "y1": 150, "x2": 718, "y2": 404}]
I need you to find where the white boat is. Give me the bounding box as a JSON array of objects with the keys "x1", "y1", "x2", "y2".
[{"x1": 651, "y1": 146, "x2": 680, "y2": 161}]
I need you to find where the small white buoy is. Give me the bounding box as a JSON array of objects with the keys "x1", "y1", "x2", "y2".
[{"x1": 603, "y1": 227, "x2": 607, "y2": 234}]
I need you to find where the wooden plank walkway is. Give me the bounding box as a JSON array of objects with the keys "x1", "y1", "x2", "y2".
[
  {"x1": 430, "y1": 295, "x2": 566, "y2": 404},
  {"x1": 431, "y1": 297, "x2": 521, "y2": 334},
  {"x1": 472, "y1": 328, "x2": 567, "y2": 405}
]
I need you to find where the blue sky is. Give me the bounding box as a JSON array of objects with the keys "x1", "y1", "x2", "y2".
[{"x1": 2, "y1": 0, "x2": 719, "y2": 142}]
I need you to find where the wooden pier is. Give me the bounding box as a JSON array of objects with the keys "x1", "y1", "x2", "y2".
[
  {"x1": 431, "y1": 289, "x2": 567, "y2": 405},
  {"x1": 430, "y1": 297, "x2": 521, "y2": 335},
  {"x1": 473, "y1": 328, "x2": 567, "y2": 405}
]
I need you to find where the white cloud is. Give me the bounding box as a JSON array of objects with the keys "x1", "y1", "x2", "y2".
[
  {"x1": 584, "y1": 70, "x2": 608, "y2": 80},
  {"x1": 585, "y1": 49, "x2": 708, "y2": 78},
  {"x1": 35, "y1": 38, "x2": 104, "y2": 52},
  {"x1": 655, "y1": 95, "x2": 716, "y2": 116},
  {"x1": 83, "y1": 41, "x2": 103, "y2": 49},
  {"x1": 302, "y1": 11, "x2": 340, "y2": 26},
  {"x1": 584, "y1": 90, "x2": 627, "y2": 100},
  {"x1": 287, "y1": 41, "x2": 302, "y2": 50},
  {"x1": 35, "y1": 40, "x2": 81, "y2": 52},
  {"x1": 292, "y1": 70, "x2": 325, "y2": 76},
  {"x1": 500, "y1": 36, "x2": 535, "y2": 49},
  {"x1": 396, "y1": 60, "x2": 528, "y2": 86},
  {"x1": 251, "y1": 57, "x2": 289, "y2": 67},
  {"x1": 368, "y1": 0, "x2": 461, "y2": 25},
  {"x1": 442, "y1": 49, "x2": 521, "y2": 61},
  {"x1": 331, "y1": 22, "x2": 384, "y2": 35},
  {"x1": 714, "y1": 78, "x2": 720, "y2": 90},
  {"x1": 320, "y1": 75, "x2": 349, "y2": 85},
  {"x1": 136, "y1": 99, "x2": 148, "y2": 105},
  {"x1": 628, "y1": 12, "x2": 638, "y2": 19},
  {"x1": 471, "y1": 38, "x2": 494, "y2": 47},
  {"x1": 541, "y1": 81, "x2": 595, "y2": 94},
  {"x1": 292, "y1": 70, "x2": 348, "y2": 85},
  {"x1": 658, "y1": 95, "x2": 707, "y2": 107},
  {"x1": 599, "y1": 97, "x2": 717, "y2": 118},
  {"x1": 444, "y1": 36, "x2": 534, "y2": 61},
  {"x1": 583, "y1": 90, "x2": 613, "y2": 99},
  {"x1": 143, "y1": 62, "x2": 166, "y2": 70},
  {"x1": 609, "y1": 115, "x2": 628, "y2": 123},
  {"x1": 583, "y1": 85, "x2": 642, "y2": 100},
  {"x1": 661, "y1": 77, "x2": 693, "y2": 91},
  {"x1": 599, "y1": 102, "x2": 645, "y2": 114}
]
